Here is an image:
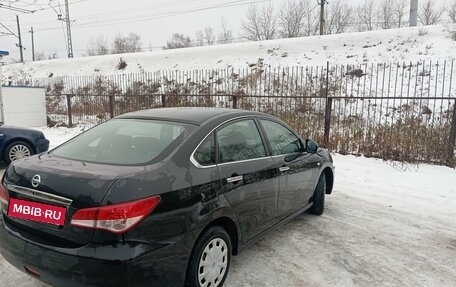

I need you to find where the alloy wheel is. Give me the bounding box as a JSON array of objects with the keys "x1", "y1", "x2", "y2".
[{"x1": 9, "y1": 144, "x2": 31, "y2": 161}]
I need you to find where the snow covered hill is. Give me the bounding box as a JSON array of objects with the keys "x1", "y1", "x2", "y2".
[{"x1": 2, "y1": 24, "x2": 456, "y2": 82}]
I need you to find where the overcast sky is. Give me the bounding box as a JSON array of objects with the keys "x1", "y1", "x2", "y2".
[{"x1": 0, "y1": 0, "x2": 450, "y2": 63}]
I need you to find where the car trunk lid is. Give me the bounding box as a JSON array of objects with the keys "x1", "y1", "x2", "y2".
[{"x1": 2, "y1": 154, "x2": 139, "y2": 247}]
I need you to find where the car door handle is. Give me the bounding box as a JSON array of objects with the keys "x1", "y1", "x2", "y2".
[
  {"x1": 279, "y1": 166, "x2": 290, "y2": 172},
  {"x1": 227, "y1": 175, "x2": 243, "y2": 184}
]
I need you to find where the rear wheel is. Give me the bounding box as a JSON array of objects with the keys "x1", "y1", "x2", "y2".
[
  {"x1": 5, "y1": 141, "x2": 34, "y2": 164},
  {"x1": 310, "y1": 173, "x2": 326, "y2": 215},
  {"x1": 186, "y1": 226, "x2": 232, "y2": 287}
]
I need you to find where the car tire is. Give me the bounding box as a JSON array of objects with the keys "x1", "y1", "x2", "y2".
[
  {"x1": 310, "y1": 173, "x2": 326, "y2": 215},
  {"x1": 4, "y1": 141, "x2": 34, "y2": 164},
  {"x1": 186, "y1": 226, "x2": 232, "y2": 287}
]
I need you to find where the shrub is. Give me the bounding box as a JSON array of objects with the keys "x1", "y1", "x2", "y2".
[{"x1": 117, "y1": 58, "x2": 127, "y2": 70}]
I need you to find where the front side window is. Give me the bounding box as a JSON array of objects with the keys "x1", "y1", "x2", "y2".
[
  {"x1": 194, "y1": 133, "x2": 215, "y2": 166},
  {"x1": 51, "y1": 119, "x2": 191, "y2": 165},
  {"x1": 217, "y1": 119, "x2": 266, "y2": 163},
  {"x1": 260, "y1": 120, "x2": 302, "y2": 156}
]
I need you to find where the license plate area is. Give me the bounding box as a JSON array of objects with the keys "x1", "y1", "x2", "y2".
[{"x1": 7, "y1": 198, "x2": 66, "y2": 226}]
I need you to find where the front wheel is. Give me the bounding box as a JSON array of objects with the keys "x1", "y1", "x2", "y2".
[
  {"x1": 310, "y1": 173, "x2": 326, "y2": 215},
  {"x1": 186, "y1": 226, "x2": 232, "y2": 287},
  {"x1": 5, "y1": 141, "x2": 34, "y2": 164}
]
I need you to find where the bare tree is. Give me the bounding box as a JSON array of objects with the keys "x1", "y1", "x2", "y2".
[
  {"x1": 86, "y1": 35, "x2": 109, "y2": 56},
  {"x1": 195, "y1": 30, "x2": 205, "y2": 46},
  {"x1": 195, "y1": 26, "x2": 216, "y2": 46},
  {"x1": 204, "y1": 26, "x2": 216, "y2": 45},
  {"x1": 46, "y1": 52, "x2": 58, "y2": 60},
  {"x1": 325, "y1": 0, "x2": 354, "y2": 35},
  {"x1": 357, "y1": 0, "x2": 376, "y2": 31},
  {"x1": 218, "y1": 17, "x2": 234, "y2": 44},
  {"x1": 164, "y1": 33, "x2": 192, "y2": 49},
  {"x1": 303, "y1": 0, "x2": 319, "y2": 36},
  {"x1": 35, "y1": 51, "x2": 46, "y2": 61},
  {"x1": 449, "y1": 0, "x2": 456, "y2": 23},
  {"x1": 378, "y1": 0, "x2": 394, "y2": 29},
  {"x1": 418, "y1": 0, "x2": 444, "y2": 25},
  {"x1": 112, "y1": 33, "x2": 142, "y2": 54},
  {"x1": 279, "y1": 0, "x2": 307, "y2": 38},
  {"x1": 34, "y1": 52, "x2": 57, "y2": 61},
  {"x1": 242, "y1": 3, "x2": 278, "y2": 41},
  {"x1": 393, "y1": 0, "x2": 408, "y2": 28}
]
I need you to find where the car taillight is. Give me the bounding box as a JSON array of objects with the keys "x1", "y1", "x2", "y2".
[
  {"x1": 70, "y1": 196, "x2": 160, "y2": 234},
  {"x1": 0, "y1": 184, "x2": 9, "y2": 209}
]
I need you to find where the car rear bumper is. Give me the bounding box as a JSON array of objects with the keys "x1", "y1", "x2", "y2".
[{"x1": 0, "y1": 215, "x2": 189, "y2": 287}]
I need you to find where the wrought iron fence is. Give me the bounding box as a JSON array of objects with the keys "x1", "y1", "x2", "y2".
[{"x1": 30, "y1": 60, "x2": 456, "y2": 166}]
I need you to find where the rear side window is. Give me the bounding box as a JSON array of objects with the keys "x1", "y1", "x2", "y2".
[
  {"x1": 51, "y1": 119, "x2": 191, "y2": 165},
  {"x1": 260, "y1": 120, "x2": 302, "y2": 155},
  {"x1": 217, "y1": 119, "x2": 266, "y2": 163},
  {"x1": 194, "y1": 133, "x2": 215, "y2": 166}
]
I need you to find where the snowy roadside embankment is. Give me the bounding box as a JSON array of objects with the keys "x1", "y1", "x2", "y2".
[
  {"x1": 2, "y1": 24, "x2": 456, "y2": 82},
  {"x1": 332, "y1": 154, "x2": 456, "y2": 218}
]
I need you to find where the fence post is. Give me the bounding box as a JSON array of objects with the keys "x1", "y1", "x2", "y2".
[
  {"x1": 109, "y1": 95, "x2": 114, "y2": 118},
  {"x1": 161, "y1": 95, "x2": 166, "y2": 107},
  {"x1": 449, "y1": 99, "x2": 456, "y2": 166},
  {"x1": 232, "y1": 95, "x2": 238, "y2": 109},
  {"x1": 323, "y1": 62, "x2": 331, "y2": 147},
  {"x1": 66, "y1": 94, "x2": 73, "y2": 127}
]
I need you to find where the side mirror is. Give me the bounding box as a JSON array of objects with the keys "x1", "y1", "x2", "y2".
[{"x1": 306, "y1": 139, "x2": 319, "y2": 154}]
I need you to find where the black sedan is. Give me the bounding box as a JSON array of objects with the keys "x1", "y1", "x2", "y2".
[
  {"x1": 0, "y1": 125, "x2": 49, "y2": 163},
  {"x1": 0, "y1": 108, "x2": 334, "y2": 287}
]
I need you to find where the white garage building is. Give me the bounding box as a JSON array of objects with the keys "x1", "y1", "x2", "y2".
[
  {"x1": 1, "y1": 50, "x2": 47, "y2": 128},
  {"x1": 0, "y1": 86, "x2": 47, "y2": 127}
]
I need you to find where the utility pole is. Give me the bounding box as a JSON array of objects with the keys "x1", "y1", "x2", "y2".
[
  {"x1": 16, "y1": 15, "x2": 24, "y2": 63},
  {"x1": 29, "y1": 26, "x2": 35, "y2": 61},
  {"x1": 318, "y1": 0, "x2": 328, "y2": 36},
  {"x1": 409, "y1": 0, "x2": 418, "y2": 26},
  {"x1": 58, "y1": 0, "x2": 73, "y2": 58}
]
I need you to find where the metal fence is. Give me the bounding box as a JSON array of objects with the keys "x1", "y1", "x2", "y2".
[{"x1": 30, "y1": 60, "x2": 456, "y2": 166}]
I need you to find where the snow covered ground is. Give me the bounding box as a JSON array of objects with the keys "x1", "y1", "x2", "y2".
[
  {"x1": 32, "y1": 125, "x2": 89, "y2": 149},
  {"x1": 2, "y1": 24, "x2": 456, "y2": 82},
  {"x1": 0, "y1": 127, "x2": 455, "y2": 286},
  {"x1": 228, "y1": 154, "x2": 456, "y2": 287}
]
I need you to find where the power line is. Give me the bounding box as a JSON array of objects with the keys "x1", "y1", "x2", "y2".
[
  {"x1": 2, "y1": 0, "x2": 271, "y2": 36},
  {"x1": 33, "y1": 0, "x2": 273, "y2": 32},
  {"x1": 72, "y1": 0, "x2": 204, "y2": 20},
  {"x1": 0, "y1": 22, "x2": 18, "y2": 38},
  {"x1": 0, "y1": 3, "x2": 35, "y2": 13},
  {"x1": 0, "y1": 0, "x2": 205, "y2": 26},
  {"x1": 2, "y1": 0, "x2": 272, "y2": 59},
  {"x1": 76, "y1": 0, "x2": 263, "y2": 27},
  {"x1": 0, "y1": 0, "x2": 90, "y2": 17}
]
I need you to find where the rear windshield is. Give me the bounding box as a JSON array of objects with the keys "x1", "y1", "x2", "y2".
[{"x1": 51, "y1": 119, "x2": 193, "y2": 165}]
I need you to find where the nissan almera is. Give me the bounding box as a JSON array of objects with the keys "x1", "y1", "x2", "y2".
[{"x1": 0, "y1": 108, "x2": 334, "y2": 287}]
